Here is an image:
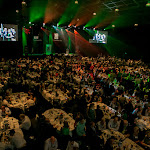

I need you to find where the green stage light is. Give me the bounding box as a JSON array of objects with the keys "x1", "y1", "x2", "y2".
[
  {"x1": 85, "y1": 9, "x2": 110, "y2": 28},
  {"x1": 58, "y1": 0, "x2": 79, "y2": 26},
  {"x1": 29, "y1": 0, "x2": 47, "y2": 22}
]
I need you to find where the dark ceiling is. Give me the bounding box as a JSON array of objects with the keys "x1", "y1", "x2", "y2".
[{"x1": 0, "y1": 0, "x2": 149, "y2": 27}]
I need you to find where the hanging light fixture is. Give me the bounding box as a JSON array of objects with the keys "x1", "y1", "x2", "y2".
[
  {"x1": 75, "y1": 0, "x2": 78, "y2": 4},
  {"x1": 115, "y1": 8, "x2": 119, "y2": 12},
  {"x1": 22, "y1": 1, "x2": 26, "y2": 5},
  {"x1": 134, "y1": 24, "x2": 138, "y2": 27},
  {"x1": 112, "y1": 25, "x2": 115, "y2": 28}
]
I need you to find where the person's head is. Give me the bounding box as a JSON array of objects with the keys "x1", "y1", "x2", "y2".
[
  {"x1": 114, "y1": 116, "x2": 118, "y2": 122},
  {"x1": 107, "y1": 137, "x2": 115, "y2": 146},
  {"x1": 112, "y1": 97, "x2": 117, "y2": 103},
  {"x1": 133, "y1": 126, "x2": 139, "y2": 133},
  {"x1": 85, "y1": 93, "x2": 88, "y2": 97},
  {"x1": 97, "y1": 105, "x2": 100, "y2": 109},
  {"x1": 64, "y1": 121, "x2": 69, "y2": 128},
  {"x1": 77, "y1": 112, "x2": 81, "y2": 117},
  {"x1": 1, "y1": 106, "x2": 5, "y2": 112},
  {"x1": 146, "y1": 130, "x2": 150, "y2": 138},
  {"x1": 123, "y1": 120, "x2": 128, "y2": 127},
  {"x1": 80, "y1": 119, "x2": 85, "y2": 124},
  {"x1": 19, "y1": 114, "x2": 25, "y2": 121},
  {"x1": 101, "y1": 117, "x2": 105, "y2": 124},
  {"x1": 89, "y1": 104, "x2": 94, "y2": 109},
  {"x1": 50, "y1": 136, "x2": 56, "y2": 144},
  {"x1": 90, "y1": 122, "x2": 95, "y2": 127}
]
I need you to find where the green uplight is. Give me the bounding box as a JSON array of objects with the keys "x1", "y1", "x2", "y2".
[
  {"x1": 68, "y1": 36, "x2": 72, "y2": 53},
  {"x1": 49, "y1": 31, "x2": 54, "y2": 54},
  {"x1": 22, "y1": 28, "x2": 27, "y2": 56}
]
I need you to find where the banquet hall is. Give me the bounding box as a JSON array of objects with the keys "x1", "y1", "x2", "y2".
[{"x1": 0, "y1": 0, "x2": 150, "y2": 150}]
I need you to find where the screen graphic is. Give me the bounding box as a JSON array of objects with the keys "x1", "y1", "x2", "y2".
[
  {"x1": 89, "y1": 31, "x2": 108, "y2": 44},
  {"x1": 0, "y1": 24, "x2": 18, "y2": 41}
]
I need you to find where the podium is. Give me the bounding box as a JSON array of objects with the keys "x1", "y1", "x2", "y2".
[{"x1": 46, "y1": 44, "x2": 52, "y2": 55}]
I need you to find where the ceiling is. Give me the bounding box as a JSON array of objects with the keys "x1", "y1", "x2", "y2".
[{"x1": 0, "y1": 0, "x2": 149, "y2": 28}]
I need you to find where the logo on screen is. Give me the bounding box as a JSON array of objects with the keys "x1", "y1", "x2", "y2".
[
  {"x1": 0, "y1": 24, "x2": 18, "y2": 41},
  {"x1": 89, "y1": 31, "x2": 108, "y2": 44}
]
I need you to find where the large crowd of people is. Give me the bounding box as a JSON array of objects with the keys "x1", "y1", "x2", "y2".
[{"x1": 0, "y1": 54, "x2": 150, "y2": 150}]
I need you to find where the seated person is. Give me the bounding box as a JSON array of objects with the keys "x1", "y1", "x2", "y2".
[
  {"x1": 95, "y1": 105, "x2": 103, "y2": 122},
  {"x1": 66, "y1": 137, "x2": 79, "y2": 150},
  {"x1": 44, "y1": 136, "x2": 58, "y2": 150},
  {"x1": 104, "y1": 137, "x2": 115, "y2": 150},
  {"x1": 97, "y1": 117, "x2": 106, "y2": 131},
  {"x1": 9, "y1": 129, "x2": 26, "y2": 149},
  {"x1": 0, "y1": 105, "x2": 11, "y2": 117},
  {"x1": 119, "y1": 94, "x2": 126, "y2": 107},
  {"x1": 75, "y1": 112, "x2": 84, "y2": 126},
  {"x1": 76, "y1": 119, "x2": 86, "y2": 137},
  {"x1": 145, "y1": 107, "x2": 150, "y2": 116},
  {"x1": 119, "y1": 120, "x2": 131, "y2": 137},
  {"x1": 130, "y1": 126, "x2": 143, "y2": 143},
  {"x1": 19, "y1": 114, "x2": 31, "y2": 131},
  {"x1": 108, "y1": 116, "x2": 121, "y2": 131},
  {"x1": 61, "y1": 121, "x2": 70, "y2": 136},
  {"x1": 87, "y1": 104, "x2": 96, "y2": 122},
  {"x1": 109, "y1": 97, "x2": 118, "y2": 110},
  {"x1": 87, "y1": 122, "x2": 101, "y2": 149}
]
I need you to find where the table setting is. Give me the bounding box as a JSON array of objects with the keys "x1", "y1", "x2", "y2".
[
  {"x1": 42, "y1": 89, "x2": 68, "y2": 105},
  {"x1": 101, "y1": 129, "x2": 144, "y2": 150},
  {"x1": 43, "y1": 109, "x2": 75, "y2": 131},
  {"x1": 0, "y1": 116, "x2": 23, "y2": 149},
  {"x1": 3, "y1": 92, "x2": 35, "y2": 111},
  {"x1": 136, "y1": 116, "x2": 150, "y2": 131}
]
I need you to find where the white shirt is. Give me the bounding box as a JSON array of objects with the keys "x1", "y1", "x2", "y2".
[
  {"x1": 19, "y1": 116, "x2": 31, "y2": 130},
  {"x1": 66, "y1": 141, "x2": 79, "y2": 150},
  {"x1": 11, "y1": 131, "x2": 26, "y2": 149},
  {"x1": 44, "y1": 138, "x2": 58, "y2": 150}
]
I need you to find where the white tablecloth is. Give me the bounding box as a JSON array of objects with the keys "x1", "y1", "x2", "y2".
[
  {"x1": 43, "y1": 109, "x2": 75, "y2": 131},
  {"x1": 4, "y1": 92, "x2": 35, "y2": 111}
]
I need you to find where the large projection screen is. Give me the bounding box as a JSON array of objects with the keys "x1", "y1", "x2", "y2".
[
  {"x1": 89, "y1": 31, "x2": 108, "y2": 44},
  {"x1": 0, "y1": 24, "x2": 18, "y2": 41}
]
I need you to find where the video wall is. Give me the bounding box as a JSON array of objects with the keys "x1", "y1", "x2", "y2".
[
  {"x1": 89, "y1": 31, "x2": 108, "y2": 44},
  {"x1": 0, "y1": 24, "x2": 18, "y2": 41}
]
